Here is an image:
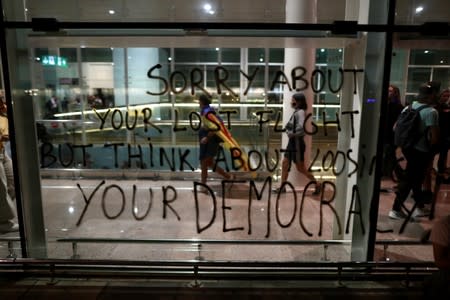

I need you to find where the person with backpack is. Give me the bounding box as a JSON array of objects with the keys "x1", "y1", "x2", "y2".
[{"x1": 389, "y1": 84, "x2": 440, "y2": 220}]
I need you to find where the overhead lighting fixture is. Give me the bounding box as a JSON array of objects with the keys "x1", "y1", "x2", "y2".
[
  {"x1": 415, "y1": 6, "x2": 424, "y2": 14},
  {"x1": 203, "y1": 3, "x2": 215, "y2": 15},
  {"x1": 109, "y1": 9, "x2": 115, "y2": 15},
  {"x1": 424, "y1": 50, "x2": 429, "y2": 53}
]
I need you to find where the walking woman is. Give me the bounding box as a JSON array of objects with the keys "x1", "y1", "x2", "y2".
[{"x1": 274, "y1": 92, "x2": 321, "y2": 195}]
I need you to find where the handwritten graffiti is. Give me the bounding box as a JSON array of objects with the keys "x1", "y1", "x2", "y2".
[
  {"x1": 38, "y1": 63, "x2": 394, "y2": 237},
  {"x1": 74, "y1": 177, "x2": 365, "y2": 237},
  {"x1": 146, "y1": 64, "x2": 364, "y2": 96},
  {"x1": 40, "y1": 141, "x2": 376, "y2": 177}
]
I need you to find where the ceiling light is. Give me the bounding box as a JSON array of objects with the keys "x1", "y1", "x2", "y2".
[
  {"x1": 415, "y1": 6, "x2": 423, "y2": 13},
  {"x1": 109, "y1": 10, "x2": 115, "y2": 15},
  {"x1": 203, "y1": 3, "x2": 215, "y2": 15},
  {"x1": 424, "y1": 50, "x2": 429, "y2": 53}
]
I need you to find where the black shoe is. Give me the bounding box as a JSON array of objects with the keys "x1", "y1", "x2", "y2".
[
  {"x1": 272, "y1": 187, "x2": 286, "y2": 193},
  {"x1": 312, "y1": 183, "x2": 321, "y2": 195},
  {"x1": 0, "y1": 222, "x2": 19, "y2": 234}
]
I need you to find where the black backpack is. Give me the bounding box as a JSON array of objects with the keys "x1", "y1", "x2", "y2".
[{"x1": 393, "y1": 104, "x2": 428, "y2": 150}]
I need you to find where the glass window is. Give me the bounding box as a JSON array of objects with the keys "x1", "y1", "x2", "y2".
[
  {"x1": 4, "y1": 0, "x2": 448, "y2": 269},
  {"x1": 221, "y1": 48, "x2": 240, "y2": 63},
  {"x1": 407, "y1": 67, "x2": 432, "y2": 92},
  {"x1": 410, "y1": 49, "x2": 450, "y2": 65}
]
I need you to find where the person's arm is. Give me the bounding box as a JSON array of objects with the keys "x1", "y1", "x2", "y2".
[
  {"x1": 288, "y1": 110, "x2": 305, "y2": 138},
  {"x1": 201, "y1": 130, "x2": 216, "y2": 144},
  {"x1": 429, "y1": 125, "x2": 440, "y2": 147}
]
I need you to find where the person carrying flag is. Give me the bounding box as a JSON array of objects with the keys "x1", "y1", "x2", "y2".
[{"x1": 198, "y1": 94, "x2": 235, "y2": 190}]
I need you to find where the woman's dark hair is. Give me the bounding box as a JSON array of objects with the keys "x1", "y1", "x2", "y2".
[
  {"x1": 199, "y1": 94, "x2": 211, "y2": 105},
  {"x1": 292, "y1": 93, "x2": 307, "y2": 110}
]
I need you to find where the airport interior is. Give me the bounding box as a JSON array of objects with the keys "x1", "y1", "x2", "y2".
[{"x1": 0, "y1": 0, "x2": 449, "y2": 298}]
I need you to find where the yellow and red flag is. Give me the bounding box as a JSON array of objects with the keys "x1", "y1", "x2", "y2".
[{"x1": 202, "y1": 107, "x2": 249, "y2": 172}]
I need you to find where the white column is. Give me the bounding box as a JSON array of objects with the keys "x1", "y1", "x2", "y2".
[
  {"x1": 113, "y1": 48, "x2": 160, "y2": 106},
  {"x1": 283, "y1": 0, "x2": 317, "y2": 184}
]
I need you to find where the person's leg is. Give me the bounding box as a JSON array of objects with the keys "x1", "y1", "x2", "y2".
[
  {"x1": 200, "y1": 157, "x2": 211, "y2": 185},
  {"x1": 295, "y1": 162, "x2": 316, "y2": 183},
  {"x1": 437, "y1": 144, "x2": 449, "y2": 173},
  {"x1": 3, "y1": 154, "x2": 14, "y2": 200},
  {"x1": 295, "y1": 161, "x2": 320, "y2": 194},
  {"x1": 272, "y1": 157, "x2": 290, "y2": 193},
  {"x1": 294, "y1": 136, "x2": 320, "y2": 193},
  {"x1": 409, "y1": 152, "x2": 433, "y2": 210},
  {"x1": 205, "y1": 157, "x2": 233, "y2": 180},
  {"x1": 422, "y1": 156, "x2": 435, "y2": 196},
  {"x1": 391, "y1": 151, "x2": 414, "y2": 215},
  {"x1": 281, "y1": 157, "x2": 290, "y2": 183},
  {"x1": 0, "y1": 155, "x2": 18, "y2": 232},
  {"x1": 213, "y1": 164, "x2": 232, "y2": 180}
]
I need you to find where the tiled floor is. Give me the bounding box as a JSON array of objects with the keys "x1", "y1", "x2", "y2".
[{"x1": 1, "y1": 174, "x2": 449, "y2": 263}]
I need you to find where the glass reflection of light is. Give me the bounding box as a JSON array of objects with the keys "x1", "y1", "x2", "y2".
[
  {"x1": 68, "y1": 206, "x2": 75, "y2": 214},
  {"x1": 203, "y1": 4, "x2": 215, "y2": 15}
]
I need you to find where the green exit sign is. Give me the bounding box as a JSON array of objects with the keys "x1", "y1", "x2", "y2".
[{"x1": 41, "y1": 55, "x2": 67, "y2": 67}]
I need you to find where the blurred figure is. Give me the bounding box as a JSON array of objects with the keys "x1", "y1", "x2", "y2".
[
  {"x1": 424, "y1": 214, "x2": 450, "y2": 298},
  {"x1": 45, "y1": 95, "x2": 59, "y2": 118},
  {"x1": 437, "y1": 88, "x2": 450, "y2": 174},
  {"x1": 0, "y1": 97, "x2": 18, "y2": 234},
  {"x1": 422, "y1": 82, "x2": 446, "y2": 202},
  {"x1": 382, "y1": 84, "x2": 404, "y2": 179}
]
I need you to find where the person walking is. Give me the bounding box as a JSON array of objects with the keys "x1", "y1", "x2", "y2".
[
  {"x1": 273, "y1": 92, "x2": 320, "y2": 195},
  {"x1": 389, "y1": 84, "x2": 440, "y2": 220},
  {"x1": 198, "y1": 94, "x2": 234, "y2": 192}
]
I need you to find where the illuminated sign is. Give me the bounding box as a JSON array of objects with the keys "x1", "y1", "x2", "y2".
[{"x1": 41, "y1": 55, "x2": 68, "y2": 67}]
